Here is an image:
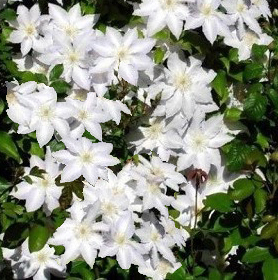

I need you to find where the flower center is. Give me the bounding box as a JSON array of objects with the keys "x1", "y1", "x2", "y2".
[
  {"x1": 237, "y1": 3, "x2": 247, "y2": 13},
  {"x1": 147, "y1": 122, "x2": 163, "y2": 140},
  {"x1": 191, "y1": 132, "x2": 208, "y2": 152},
  {"x1": 80, "y1": 152, "x2": 94, "y2": 164},
  {"x1": 152, "y1": 167, "x2": 164, "y2": 177},
  {"x1": 78, "y1": 109, "x2": 90, "y2": 121},
  {"x1": 24, "y1": 24, "x2": 36, "y2": 36},
  {"x1": 201, "y1": 4, "x2": 213, "y2": 16},
  {"x1": 253, "y1": 0, "x2": 261, "y2": 5},
  {"x1": 39, "y1": 175, "x2": 53, "y2": 188},
  {"x1": 115, "y1": 233, "x2": 127, "y2": 246},
  {"x1": 67, "y1": 51, "x2": 80, "y2": 64},
  {"x1": 116, "y1": 47, "x2": 130, "y2": 62},
  {"x1": 102, "y1": 202, "x2": 118, "y2": 216},
  {"x1": 157, "y1": 261, "x2": 172, "y2": 276},
  {"x1": 35, "y1": 252, "x2": 49, "y2": 264},
  {"x1": 74, "y1": 223, "x2": 91, "y2": 240},
  {"x1": 243, "y1": 31, "x2": 258, "y2": 47},
  {"x1": 64, "y1": 25, "x2": 78, "y2": 38},
  {"x1": 6, "y1": 92, "x2": 18, "y2": 106},
  {"x1": 38, "y1": 105, "x2": 55, "y2": 121},
  {"x1": 148, "y1": 183, "x2": 161, "y2": 194},
  {"x1": 150, "y1": 230, "x2": 161, "y2": 242},
  {"x1": 161, "y1": 0, "x2": 177, "y2": 10},
  {"x1": 174, "y1": 73, "x2": 192, "y2": 92}
]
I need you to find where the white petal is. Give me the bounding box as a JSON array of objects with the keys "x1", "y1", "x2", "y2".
[
  {"x1": 117, "y1": 248, "x2": 131, "y2": 269},
  {"x1": 147, "y1": 12, "x2": 166, "y2": 36},
  {"x1": 80, "y1": 244, "x2": 97, "y2": 268},
  {"x1": 118, "y1": 63, "x2": 138, "y2": 85},
  {"x1": 25, "y1": 188, "x2": 45, "y2": 212},
  {"x1": 36, "y1": 122, "x2": 54, "y2": 147},
  {"x1": 166, "y1": 14, "x2": 183, "y2": 39},
  {"x1": 72, "y1": 66, "x2": 90, "y2": 90},
  {"x1": 9, "y1": 31, "x2": 25, "y2": 43},
  {"x1": 60, "y1": 162, "x2": 82, "y2": 183},
  {"x1": 203, "y1": 19, "x2": 217, "y2": 44},
  {"x1": 21, "y1": 38, "x2": 33, "y2": 56}
]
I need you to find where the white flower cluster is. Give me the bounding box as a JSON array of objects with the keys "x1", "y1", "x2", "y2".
[{"x1": 3, "y1": 0, "x2": 273, "y2": 279}]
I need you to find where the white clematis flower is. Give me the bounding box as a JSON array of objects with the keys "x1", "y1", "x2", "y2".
[
  {"x1": 49, "y1": 201, "x2": 109, "y2": 268},
  {"x1": 53, "y1": 137, "x2": 120, "y2": 184},
  {"x1": 9, "y1": 5, "x2": 42, "y2": 56},
  {"x1": 91, "y1": 27, "x2": 155, "y2": 85},
  {"x1": 133, "y1": 0, "x2": 193, "y2": 39},
  {"x1": 177, "y1": 111, "x2": 234, "y2": 173},
  {"x1": 129, "y1": 116, "x2": 183, "y2": 161},
  {"x1": 38, "y1": 33, "x2": 92, "y2": 90},
  {"x1": 133, "y1": 155, "x2": 186, "y2": 192},
  {"x1": 16, "y1": 86, "x2": 73, "y2": 147},
  {"x1": 159, "y1": 53, "x2": 216, "y2": 119},
  {"x1": 6, "y1": 81, "x2": 37, "y2": 127},
  {"x1": 138, "y1": 257, "x2": 181, "y2": 280},
  {"x1": 11, "y1": 147, "x2": 62, "y2": 213},
  {"x1": 224, "y1": 27, "x2": 273, "y2": 61},
  {"x1": 221, "y1": 0, "x2": 262, "y2": 37},
  {"x1": 67, "y1": 92, "x2": 109, "y2": 140},
  {"x1": 184, "y1": 0, "x2": 233, "y2": 44},
  {"x1": 2, "y1": 240, "x2": 66, "y2": 280},
  {"x1": 49, "y1": 3, "x2": 98, "y2": 40},
  {"x1": 99, "y1": 212, "x2": 147, "y2": 269},
  {"x1": 251, "y1": 0, "x2": 271, "y2": 18},
  {"x1": 136, "y1": 221, "x2": 177, "y2": 264}
]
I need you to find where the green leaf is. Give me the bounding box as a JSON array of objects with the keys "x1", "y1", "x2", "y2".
[
  {"x1": 256, "y1": 133, "x2": 269, "y2": 150},
  {"x1": 229, "y1": 48, "x2": 239, "y2": 63},
  {"x1": 0, "y1": 176, "x2": 11, "y2": 192},
  {"x1": 71, "y1": 261, "x2": 95, "y2": 280},
  {"x1": 49, "y1": 139, "x2": 65, "y2": 152},
  {"x1": 29, "y1": 224, "x2": 50, "y2": 253},
  {"x1": 183, "y1": 31, "x2": 211, "y2": 54},
  {"x1": 220, "y1": 57, "x2": 230, "y2": 71},
  {"x1": 29, "y1": 142, "x2": 44, "y2": 158},
  {"x1": 167, "y1": 266, "x2": 187, "y2": 280},
  {"x1": 224, "y1": 107, "x2": 242, "y2": 122},
  {"x1": 254, "y1": 189, "x2": 267, "y2": 213},
  {"x1": 243, "y1": 92, "x2": 268, "y2": 122},
  {"x1": 246, "y1": 146, "x2": 267, "y2": 167},
  {"x1": 267, "y1": 89, "x2": 278, "y2": 109},
  {"x1": 204, "y1": 193, "x2": 233, "y2": 213},
  {"x1": 3, "y1": 223, "x2": 29, "y2": 247},
  {"x1": 243, "y1": 63, "x2": 264, "y2": 81},
  {"x1": 0, "y1": 98, "x2": 4, "y2": 115},
  {"x1": 0, "y1": 131, "x2": 20, "y2": 162},
  {"x1": 29, "y1": 166, "x2": 46, "y2": 178},
  {"x1": 49, "y1": 64, "x2": 64, "y2": 81},
  {"x1": 209, "y1": 269, "x2": 222, "y2": 280},
  {"x1": 229, "y1": 178, "x2": 255, "y2": 201},
  {"x1": 261, "y1": 220, "x2": 278, "y2": 239},
  {"x1": 50, "y1": 80, "x2": 71, "y2": 94},
  {"x1": 154, "y1": 29, "x2": 170, "y2": 40},
  {"x1": 20, "y1": 71, "x2": 48, "y2": 84},
  {"x1": 223, "y1": 141, "x2": 252, "y2": 172},
  {"x1": 0, "y1": 8, "x2": 17, "y2": 21},
  {"x1": 212, "y1": 70, "x2": 229, "y2": 104},
  {"x1": 252, "y1": 44, "x2": 268, "y2": 59},
  {"x1": 242, "y1": 247, "x2": 270, "y2": 263},
  {"x1": 262, "y1": 257, "x2": 278, "y2": 280},
  {"x1": 154, "y1": 48, "x2": 165, "y2": 64}
]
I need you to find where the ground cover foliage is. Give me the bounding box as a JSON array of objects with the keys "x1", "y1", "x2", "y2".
[{"x1": 1, "y1": 0, "x2": 278, "y2": 279}]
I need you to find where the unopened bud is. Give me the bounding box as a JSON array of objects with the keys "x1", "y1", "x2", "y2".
[{"x1": 271, "y1": 151, "x2": 278, "y2": 162}]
